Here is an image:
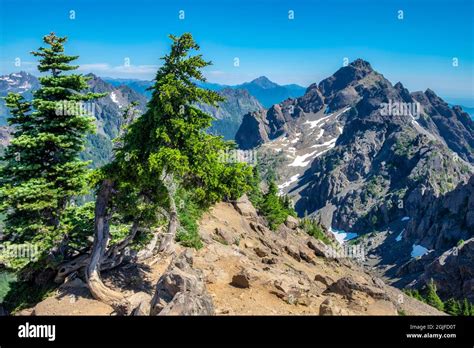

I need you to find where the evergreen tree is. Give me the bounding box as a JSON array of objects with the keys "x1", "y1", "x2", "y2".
[
  {"x1": 445, "y1": 298, "x2": 461, "y2": 316},
  {"x1": 0, "y1": 33, "x2": 103, "y2": 262},
  {"x1": 259, "y1": 179, "x2": 296, "y2": 230},
  {"x1": 461, "y1": 298, "x2": 471, "y2": 316},
  {"x1": 112, "y1": 33, "x2": 253, "y2": 211},
  {"x1": 425, "y1": 279, "x2": 444, "y2": 311},
  {"x1": 85, "y1": 33, "x2": 254, "y2": 302}
]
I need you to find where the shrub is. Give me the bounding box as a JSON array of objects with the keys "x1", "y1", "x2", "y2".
[
  {"x1": 300, "y1": 218, "x2": 331, "y2": 245},
  {"x1": 258, "y1": 180, "x2": 296, "y2": 231}
]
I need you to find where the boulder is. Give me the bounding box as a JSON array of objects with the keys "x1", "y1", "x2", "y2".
[
  {"x1": 314, "y1": 274, "x2": 335, "y2": 287},
  {"x1": 327, "y1": 276, "x2": 389, "y2": 300},
  {"x1": 299, "y1": 248, "x2": 316, "y2": 265},
  {"x1": 127, "y1": 291, "x2": 152, "y2": 316},
  {"x1": 158, "y1": 291, "x2": 214, "y2": 316},
  {"x1": 150, "y1": 250, "x2": 214, "y2": 315},
  {"x1": 230, "y1": 270, "x2": 251, "y2": 289},
  {"x1": 261, "y1": 257, "x2": 278, "y2": 265},
  {"x1": 214, "y1": 227, "x2": 237, "y2": 245},
  {"x1": 233, "y1": 195, "x2": 257, "y2": 218},
  {"x1": 273, "y1": 280, "x2": 310, "y2": 305},
  {"x1": 319, "y1": 298, "x2": 352, "y2": 315},
  {"x1": 284, "y1": 215, "x2": 299, "y2": 230},
  {"x1": 254, "y1": 247, "x2": 268, "y2": 258},
  {"x1": 284, "y1": 245, "x2": 301, "y2": 262},
  {"x1": 307, "y1": 238, "x2": 331, "y2": 258}
]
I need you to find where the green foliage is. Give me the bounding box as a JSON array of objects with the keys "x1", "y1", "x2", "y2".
[
  {"x1": 60, "y1": 202, "x2": 95, "y2": 250},
  {"x1": 99, "y1": 33, "x2": 254, "y2": 247},
  {"x1": 2, "y1": 276, "x2": 56, "y2": 312},
  {"x1": 445, "y1": 298, "x2": 462, "y2": 316},
  {"x1": 462, "y1": 298, "x2": 471, "y2": 316},
  {"x1": 0, "y1": 33, "x2": 104, "y2": 264},
  {"x1": 425, "y1": 280, "x2": 444, "y2": 311},
  {"x1": 0, "y1": 271, "x2": 16, "y2": 303},
  {"x1": 394, "y1": 135, "x2": 415, "y2": 158},
  {"x1": 175, "y1": 189, "x2": 205, "y2": 249},
  {"x1": 366, "y1": 175, "x2": 385, "y2": 198},
  {"x1": 457, "y1": 239, "x2": 465, "y2": 247},
  {"x1": 257, "y1": 179, "x2": 296, "y2": 230},
  {"x1": 247, "y1": 166, "x2": 263, "y2": 207},
  {"x1": 404, "y1": 289, "x2": 424, "y2": 302},
  {"x1": 300, "y1": 218, "x2": 331, "y2": 245},
  {"x1": 404, "y1": 284, "x2": 474, "y2": 316}
]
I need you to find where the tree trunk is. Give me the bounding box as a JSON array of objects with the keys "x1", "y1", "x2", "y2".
[
  {"x1": 136, "y1": 226, "x2": 162, "y2": 261},
  {"x1": 55, "y1": 221, "x2": 145, "y2": 283},
  {"x1": 85, "y1": 179, "x2": 124, "y2": 305},
  {"x1": 158, "y1": 171, "x2": 178, "y2": 255}
]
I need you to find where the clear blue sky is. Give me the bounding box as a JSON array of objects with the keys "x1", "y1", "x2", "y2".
[{"x1": 1, "y1": 0, "x2": 473, "y2": 105}]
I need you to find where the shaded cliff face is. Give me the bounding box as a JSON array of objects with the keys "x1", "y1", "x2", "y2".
[
  {"x1": 411, "y1": 89, "x2": 474, "y2": 163},
  {"x1": 199, "y1": 88, "x2": 263, "y2": 141},
  {"x1": 417, "y1": 238, "x2": 474, "y2": 302},
  {"x1": 405, "y1": 175, "x2": 474, "y2": 250},
  {"x1": 391, "y1": 177, "x2": 474, "y2": 302}
]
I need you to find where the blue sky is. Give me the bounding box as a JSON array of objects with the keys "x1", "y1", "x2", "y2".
[{"x1": 1, "y1": 0, "x2": 473, "y2": 105}]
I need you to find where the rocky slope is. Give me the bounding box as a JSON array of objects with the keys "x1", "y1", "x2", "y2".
[{"x1": 14, "y1": 197, "x2": 443, "y2": 316}]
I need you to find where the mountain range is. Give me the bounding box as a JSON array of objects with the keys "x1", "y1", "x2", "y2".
[
  {"x1": 104, "y1": 75, "x2": 307, "y2": 108},
  {"x1": 0, "y1": 63, "x2": 473, "y2": 303}
]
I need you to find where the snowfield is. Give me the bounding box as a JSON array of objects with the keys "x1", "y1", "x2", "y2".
[
  {"x1": 411, "y1": 244, "x2": 430, "y2": 258},
  {"x1": 330, "y1": 227, "x2": 358, "y2": 245}
]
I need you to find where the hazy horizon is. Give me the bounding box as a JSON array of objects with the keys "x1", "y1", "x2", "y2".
[{"x1": 1, "y1": 0, "x2": 472, "y2": 105}]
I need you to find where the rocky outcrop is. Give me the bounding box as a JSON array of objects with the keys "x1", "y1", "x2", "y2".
[
  {"x1": 192, "y1": 199, "x2": 443, "y2": 315},
  {"x1": 406, "y1": 175, "x2": 474, "y2": 251},
  {"x1": 414, "y1": 238, "x2": 474, "y2": 302},
  {"x1": 230, "y1": 269, "x2": 252, "y2": 288},
  {"x1": 235, "y1": 110, "x2": 269, "y2": 150},
  {"x1": 326, "y1": 276, "x2": 389, "y2": 301},
  {"x1": 412, "y1": 89, "x2": 474, "y2": 163},
  {"x1": 150, "y1": 250, "x2": 214, "y2": 315},
  {"x1": 127, "y1": 291, "x2": 152, "y2": 316},
  {"x1": 319, "y1": 298, "x2": 353, "y2": 315},
  {"x1": 235, "y1": 81, "x2": 325, "y2": 150}
]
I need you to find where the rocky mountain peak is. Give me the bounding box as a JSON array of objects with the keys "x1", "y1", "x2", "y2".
[
  {"x1": 349, "y1": 58, "x2": 373, "y2": 71},
  {"x1": 250, "y1": 76, "x2": 278, "y2": 89}
]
